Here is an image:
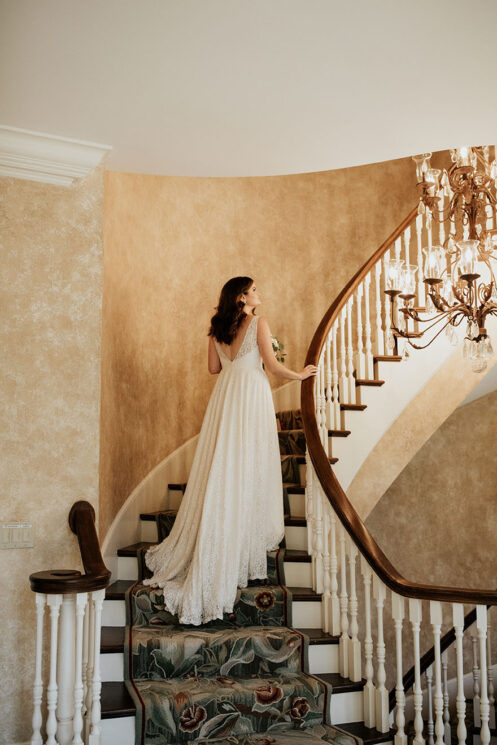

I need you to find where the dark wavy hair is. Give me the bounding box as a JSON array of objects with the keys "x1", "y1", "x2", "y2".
[{"x1": 208, "y1": 276, "x2": 255, "y2": 344}]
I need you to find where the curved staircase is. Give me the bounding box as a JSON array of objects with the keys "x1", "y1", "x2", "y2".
[
  {"x1": 28, "y1": 199, "x2": 497, "y2": 745},
  {"x1": 99, "y1": 408, "x2": 392, "y2": 744}
]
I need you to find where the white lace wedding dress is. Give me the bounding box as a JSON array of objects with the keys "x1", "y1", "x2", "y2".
[{"x1": 144, "y1": 314, "x2": 285, "y2": 625}]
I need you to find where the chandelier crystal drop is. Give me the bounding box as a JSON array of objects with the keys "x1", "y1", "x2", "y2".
[{"x1": 385, "y1": 145, "x2": 497, "y2": 373}]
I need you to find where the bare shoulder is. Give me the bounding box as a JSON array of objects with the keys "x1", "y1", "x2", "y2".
[{"x1": 256, "y1": 316, "x2": 271, "y2": 336}]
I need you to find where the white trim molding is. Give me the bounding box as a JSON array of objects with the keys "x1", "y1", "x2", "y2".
[{"x1": 0, "y1": 125, "x2": 112, "y2": 186}]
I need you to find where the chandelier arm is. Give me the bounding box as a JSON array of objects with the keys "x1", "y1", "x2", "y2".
[{"x1": 403, "y1": 316, "x2": 456, "y2": 351}]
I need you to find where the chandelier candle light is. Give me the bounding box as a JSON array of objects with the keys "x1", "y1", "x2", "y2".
[{"x1": 385, "y1": 146, "x2": 497, "y2": 372}]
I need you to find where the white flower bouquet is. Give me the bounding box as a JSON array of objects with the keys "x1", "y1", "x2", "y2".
[{"x1": 271, "y1": 336, "x2": 286, "y2": 364}]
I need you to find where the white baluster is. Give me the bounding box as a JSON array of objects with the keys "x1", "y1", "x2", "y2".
[
  {"x1": 339, "y1": 307, "x2": 348, "y2": 405},
  {"x1": 383, "y1": 248, "x2": 395, "y2": 353},
  {"x1": 329, "y1": 508, "x2": 341, "y2": 636},
  {"x1": 361, "y1": 557, "x2": 376, "y2": 728},
  {"x1": 339, "y1": 524, "x2": 349, "y2": 678},
  {"x1": 318, "y1": 352, "x2": 327, "y2": 449},
  {"x1": 46, "y1": 594, "x2": 63, "y2": 745},
  {"x1": 409, "y1": 598, "x2": 425, "y2": 745},
  {"x1": 395, "y1": 236, "x2": 402, "y2": 263},
  {"x1": 426, "y1": 665, "x2": 435, "y2": 745},
  {"x1": 346, "y1": 296, "x2": 355, "y2": 403},
  {"x1": 416, "y1": 214, "x2": 425, "y2": 308},
  {"x1": 392, "y1": 593, "x2": 407, "y2": 745},
  {"x1": 471, "y1": 625, "x2": 481, "y2": 727},
  {"x1": 325, "y1": 335, "x2": 333, "y2": 439},
  {"x1": 452, "y1": 604, "x2": 467, "y2": 745},
  {"x1": 57, "y1": 594, "x2": 76, "y2": 745},
  {"x1": 84, "y1": 594, "x2": 95, "y2": 741},
  {"x1": 373, "y1": 576, "x2": 389, "y2": 732},
  {"x1": 313, "y1": 482, "x2": 324, "y2": 595},
  {"x1": 348, "y1": 539, "x2": 361, "y2": 681},
  {"x1": 31, "y1": 593, "x2": 46, "y2": 745},
  {"x1": 403, "y1": 226, "x2": 411, "y2": 266},
  {"x1": 477, "y1": 605, "x2": 491, "y2": 745},
  {"x1": 356, "y1": 283, "x2": 366, "y2": 380},
  {"x1": 487, "y1": 607, "x2": 495, "y2": 729},
  {"x1": 375, "y1": 260, "x2": 385, "y2": 355},
  {"x1": 364, "y1": 272, "x2": 374, "y2": 379},
  {"x1": 306, "y1": 453, "x2": 316, "y2": 586},
  {"x1": 74, "y1": 593, "x2": 88, "y2": 745},
  {"x1": 429, "y1": 601, "x2": 444, "y2": 745},
  {"x1": 331, "y1": 321, "x2": 340, "y2": 429},
  {"x1": 89, "y1": 589, "x2": 105, "y2": 745},
  {"x1": 442, "y1": 650, "x2": 451, "y2": 745},
  {"x1": 321, "y1": 507, "x2": 331, "y2": 633},
  {"x1": 82, "y1": 597, "x2": 89, "y2": 716}
]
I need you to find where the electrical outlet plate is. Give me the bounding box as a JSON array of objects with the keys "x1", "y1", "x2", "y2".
[{"x1": 1, "y1": 522, "x2": 34, "y2": 549}]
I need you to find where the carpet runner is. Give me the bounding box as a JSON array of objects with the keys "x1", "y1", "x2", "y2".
[{"x1": 123, "y1": 409, "x2": 362, "y2": 745}]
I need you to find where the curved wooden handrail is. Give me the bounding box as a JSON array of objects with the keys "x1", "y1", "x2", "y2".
[
  {"x1": 29, "y1": 500, "x2": 110, "y2": 595},
  {"x1": 301, "y1": 205, "x2": 497, "y2": 605}
]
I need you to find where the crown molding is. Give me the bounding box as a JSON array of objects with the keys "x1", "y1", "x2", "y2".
[{"x1": 0, "y1": 125, "x2": 112, "y2": 186}]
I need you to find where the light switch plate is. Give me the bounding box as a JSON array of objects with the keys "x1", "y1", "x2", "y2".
[{"x1": 1, "y1": 522, "x2": 34, "y2": 549}]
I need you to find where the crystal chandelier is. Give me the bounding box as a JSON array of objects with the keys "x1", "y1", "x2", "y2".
[{"x1": 385, "y1": 146, "x2": 497, "y2": 373}]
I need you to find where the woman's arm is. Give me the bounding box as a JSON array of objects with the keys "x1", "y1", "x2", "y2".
[
  {"x1": 208, "y1": 336, "x2": 222, "y2": 374},
  {"x1": 257, "y1": 317, "x2": 317, "y2": 381}
]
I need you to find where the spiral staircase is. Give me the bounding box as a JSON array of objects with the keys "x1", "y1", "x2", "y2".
[{"x1": 29, "y1": 204, "x2": 497, "y2": 745}]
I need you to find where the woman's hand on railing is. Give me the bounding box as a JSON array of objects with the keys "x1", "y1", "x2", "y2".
[{"x1": 299, "y1": 365, "x2": 318, "y2": 380}]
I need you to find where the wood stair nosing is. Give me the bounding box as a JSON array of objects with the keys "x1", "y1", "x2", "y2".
[
  {"x1": 140, "y1": 511, "x2": 308, "y2": 526},
  {"x1": 328, "y1": 429, "x2": 351, "y2": 437},
  {"x1": 118, "y1": 543, "x2": 311, "y2": 560},
  {"x1": 355, "y1": 378, "x2": 385, "y2": 387},
  {"x1": 315, "y1": 672, "x2": 365, "y2": 693},
  {"x1": 373, "y1": 354, "x2": 402, "y2": 363},
  {"x1": 100, "y1": 625, "x2": 338, "y2": 655},
  {"x1": 340, "y1": 403, "x2": 367, "y2": 412},
  {"x1": 168, "y1": 481, "x2": 306, "y2": 494}
]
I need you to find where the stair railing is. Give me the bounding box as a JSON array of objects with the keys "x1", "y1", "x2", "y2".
[
  {"x1": 301, "y1": 205, "x2": 497, "y2": 745},
  {"x1": 29, "y1": 501, "x2": 110, "y2": 745}
]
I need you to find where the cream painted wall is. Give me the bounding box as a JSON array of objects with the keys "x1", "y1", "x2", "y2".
[
  {"x1": 0, "y1": 168, "x2": 104, "y2": 744},
  {"x1": 366, "y1": 390, "x2": 497, "y2": 590},
  {"x1": 101, "y1": 157, "x2": 418, "y2": 540}
]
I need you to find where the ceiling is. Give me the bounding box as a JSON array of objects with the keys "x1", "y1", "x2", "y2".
[{"x1": 1, "y1": 0, "x2": 497, "y2": 177}]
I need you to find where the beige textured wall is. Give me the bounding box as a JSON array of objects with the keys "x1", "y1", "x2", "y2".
[
  {"x1": 101, "y1": 159, "x2": 418, "y2": 539},
  {"x1": 0, "y1": 168, "x2": 104, "y2": 743},
  {"x1": 366, "y1": 390, "x2": 497, "y2": 589}
]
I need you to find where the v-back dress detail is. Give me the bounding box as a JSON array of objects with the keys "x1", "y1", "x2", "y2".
[{"x1": 144, "y1": 315, "x2": 285, "y2": 625}]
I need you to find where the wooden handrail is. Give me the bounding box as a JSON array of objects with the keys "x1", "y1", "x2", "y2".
[
  {"x1": 301, "y1": 205, "x2": 497, "y2": 605},
  {"x1": 29, "y1": 500, "x2": 110, "y2": 595}
]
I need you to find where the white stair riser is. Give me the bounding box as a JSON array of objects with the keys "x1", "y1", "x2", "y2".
[
  {"x1": 284, "y1": 561, "x2": 312, "y2": 587},
  {"x1": 117, "y1": 557, "x2": 312, "y2": 585},
  {"x1": 285, "y1": 525, "x2": 307, "y2": 550},
  {"x1": 103, "y1": 597, "x2": 323, "y2": 629},
  {"x1": 102, "y1": 652, "x2": 124, "y2": 682},
  {"x1": 102, "y1": 600, "x2": 126, "y2": 627},
  {"x1": 100, "y1": 640, "x2": 339, "y2": 682},
  {"x1": 101, "y1": 715, "x2": 135, "y2": 745},
  {"x1": 354, "y1": 385, "x2": 378, "y2": 408},
  {"x1": 339, "y1": 409, "x2": 364, "y2": 433},
  {"x1": 99, "y1": 689, "x2": 364, "y2": 742},
  {"x1": 292, "y1": 600, "x2": 322, "y2": 628},
  {"x1": 308, "y1": 643, "x2": 339, "y2": 675},
  {"x1": 288, "y1": 492, "x2": 305, "y2": 516},
  {"x1": 329, "y1": 689, "x2": 363, "y2": 724},
  {"x1": 139, "y1": 522, "x2": 308, "y2": 550}
]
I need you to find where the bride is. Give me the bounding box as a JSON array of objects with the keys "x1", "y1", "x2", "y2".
[{"x1": 144, "y1": 276, "x2": 317, "y2": 625}]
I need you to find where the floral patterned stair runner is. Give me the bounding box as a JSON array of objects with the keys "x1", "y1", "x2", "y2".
[{"x1": 123, "y1": 409, "x2": 359, "y2": 744}]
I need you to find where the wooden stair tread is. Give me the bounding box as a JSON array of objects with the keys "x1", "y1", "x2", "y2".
[
  {"x1": 106, "y1": 580, "x2": 134, "y2": 600},
  {"x1": 315, "y1": 672, "x2": 365, "y2": 693},
  {"x1": 288, "y1": 586, "x2": 322, "y2": 601},
  {"x1": 117, "y1": 541, "x2": 155, "y2": 557},
  {"x1": 338, "y1": 721, "x2": 396, "y2": 743},
  {"x1": 355, "y1": 378, "x2": 385, "y2": 387},
  {"x1": 340, "y1": 403, "x2": 367, "y2": 411},
  {"x1": 373, "y1": 355, "x2": 402, "y2": 362},
  {"x1": 169, "y1": 482, "x2": 306, "y2": 494},
  {"x1": 284, "y1": 549, "x2": 311, "y2": 562},
  {"x1": 101, "y1": 681, "x2": 135, "y2": 719},
  {"x1": 328, "y1": 429, "x2": 351, "y2": 437},
  {"x1": 296, "y1": 628, "x2": 339, "y2": 645},
  {"x1": 101, "y1": 626, "x2": 124, "y2": 653},
  {"x1": 140, "y1": 511, "x2": 307, "y2": 528}
]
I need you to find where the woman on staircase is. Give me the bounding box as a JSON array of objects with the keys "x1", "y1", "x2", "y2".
[{"x1": 144, "y1": 276, "x2": 317, "y2": 625}]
